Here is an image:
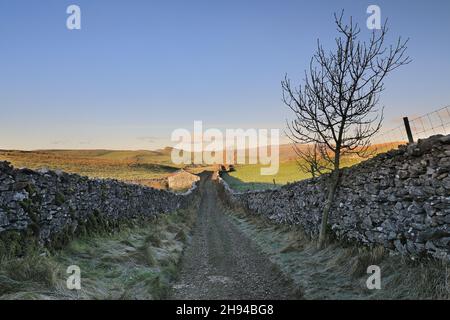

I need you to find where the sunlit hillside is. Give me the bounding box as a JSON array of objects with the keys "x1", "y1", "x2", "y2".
[
  {"x1": 0, "y1": 149, "x2": 181, "y2": 181},
  {"x1": 0, "y1": 141, "x2": 403, "y2": 190},
  {"x1": 222, "y1": 141, "x2": 404, "y2": 191}
]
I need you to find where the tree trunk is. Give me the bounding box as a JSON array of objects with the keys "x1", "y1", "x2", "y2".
[{"x1": 318, "y1": 169, "x2": 340, "y2": 248}]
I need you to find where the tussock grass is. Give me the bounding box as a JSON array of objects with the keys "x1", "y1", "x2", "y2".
[
  {"x1": 224, "y1": 206, "x2": 450, "y2": 300},
  {"x1": 144, "y1": 231, "x2": 163, "y2": 247},
  {"x1": 174, "y1": 230, "x2": 188, "y2": 242},
  {"x1": 0, "y1": 206, "x2": 198, "y2": 300},
  {"x1": 0, "y1": 253, "x2": 60, "y2": 297},
  {"x1": 140, "y1": 246, "x2": 157, "y2": 267},
  {"x1": 348, "y1": 246, "x2": 387, "y2": 277}
]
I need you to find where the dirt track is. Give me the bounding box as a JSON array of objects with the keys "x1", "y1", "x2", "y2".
[{"x1": 170, "y1": 173, "x2": 299, "y2": 300}]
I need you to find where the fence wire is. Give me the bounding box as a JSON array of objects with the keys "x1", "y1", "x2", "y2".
[
  {"x1": 409, "y1": 106, "x2": 450, "y2": 139},
  {"x1": 372, "y1": 105, "x2": 450, "y2": 154}
]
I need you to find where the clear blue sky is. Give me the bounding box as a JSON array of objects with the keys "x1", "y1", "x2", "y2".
[{"x1": 1, "y1": 0, "x2": 450, "y2": 150}]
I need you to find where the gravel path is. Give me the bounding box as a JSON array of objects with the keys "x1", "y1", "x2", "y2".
[{"x1": 170, "y1": 174, "x2": 299, "y2": 300}]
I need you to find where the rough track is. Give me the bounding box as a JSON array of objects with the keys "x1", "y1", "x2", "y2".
[{"x1": 170, "y1": 173, "x2": 298, "y2": 300}]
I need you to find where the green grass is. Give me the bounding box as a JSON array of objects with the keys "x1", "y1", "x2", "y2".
[
  {"x1": 224, "y1": 161, "x2": 310, "y2": 191},
  {"x1": 223, "y1": 152, "x2": 378, "y2": 191},
  {"x1": 223, "y1": 144, "x2": 390, "y2": 191},
  {"x1": 0, "y1": 207, "x2": 198, "y2": 300}
]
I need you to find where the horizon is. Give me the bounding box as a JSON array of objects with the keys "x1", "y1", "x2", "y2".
[{"x1": 0, "y1": 139, "x2": 405, "y2": 153}]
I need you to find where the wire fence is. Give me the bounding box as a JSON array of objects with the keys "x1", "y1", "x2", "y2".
[
  {"x1": 371, "y1": 105, "x2": 450, "y2": 153},
  {"x1": 409, "y1": 106, "x2": 450, "y2": 139}
]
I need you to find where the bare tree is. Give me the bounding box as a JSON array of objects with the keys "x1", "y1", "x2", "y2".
[
  {"x1": 282, "y1": 12, "x2": 410, "y2": 247},
  {"x1": 292, "y1": 141, "x2": 330, "y2": 178}
]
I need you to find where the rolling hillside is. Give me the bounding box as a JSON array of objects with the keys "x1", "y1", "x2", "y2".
[
  {"x1": 0, "y1": 149, "x2": 180, "y2": 182},
  {"x1": 0, "y1": 141, "x2": 402, "y2": 190}
]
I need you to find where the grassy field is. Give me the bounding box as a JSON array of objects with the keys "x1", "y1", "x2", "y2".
[
  {"x1": 0, "y1": 142, "x2": 402, "y2": 191},
  {"x1": 222, "y1": 157, "x2": 365, "y2": 191},
  {"x1": 222, "y1": 161, "x2": 309, "y2": 191},
  {"x1": 222, "y1": 142, "x2": 403, "y2": 191},
  {"x1": 0, "y1": 149, "x2": 196, "y2": 186}
]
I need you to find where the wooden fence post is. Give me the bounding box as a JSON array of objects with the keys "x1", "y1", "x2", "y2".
[{"x1": 403, "y1": 117, "x2": 414, "y2": 144}]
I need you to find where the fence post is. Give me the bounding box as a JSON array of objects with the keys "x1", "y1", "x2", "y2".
[{"x1": 403, "y1": 117, "x2": 414, "y2": 143}]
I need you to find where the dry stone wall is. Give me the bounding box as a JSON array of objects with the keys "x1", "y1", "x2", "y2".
[
  {"x1": 219, "y1": 134, "x2": 450, "y2": 260},
  {"x1": 0, "y1": 161, "x2": 198, "y2": 250}
]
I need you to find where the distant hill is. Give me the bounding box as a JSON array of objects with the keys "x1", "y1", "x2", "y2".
[
  {"x1": 0, "y1": 149, "x2": 179, "y2": 182},
  {"x1": 0, "y1": 141, "x2": 403, "y2": 189}
]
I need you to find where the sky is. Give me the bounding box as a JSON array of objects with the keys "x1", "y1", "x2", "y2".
[{"x1": 1, "y1": 0, "x2": 450, "y2": 150}]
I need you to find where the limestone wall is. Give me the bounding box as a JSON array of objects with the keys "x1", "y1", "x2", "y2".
[
  {"x1": 219, "y1": 135, "x2": 450, "y2": 260},
  {"x1": 0, "y1": 161, "x2": 198, "y2": 251}
]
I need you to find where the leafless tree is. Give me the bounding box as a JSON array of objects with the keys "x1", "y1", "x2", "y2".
[
  {"x1": 282, "y1": 12, "x2": 411, "y2": 247},
  {"x1": 292, "y1": 141, "x2": 330, "y2": 178}
]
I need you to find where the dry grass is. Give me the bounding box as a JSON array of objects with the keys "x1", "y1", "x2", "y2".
[
  {"x1": 0, "y1": 149, "x2": 180, "y2": 182},
  {"x1": 225, "y1": 207, "x2": 450, "y2": 300},
  {"x1": 0, "y1": 206, "x2": 198, "y2": 300}
]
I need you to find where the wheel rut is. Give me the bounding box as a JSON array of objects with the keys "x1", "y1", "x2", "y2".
[{"x1": 170, "y1": 173, "x2": 299, "y2": 300}]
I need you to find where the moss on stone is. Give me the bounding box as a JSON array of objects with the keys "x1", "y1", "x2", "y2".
[
  {"x1": 25, "y1": 184, "x2": 37, "y2": 197},
  {"x1": 54, "y1": 192, "x2": 66, "y2": 206},
  {"x1": 19, "y1": 199, "x2": 33, "y2": 213}
]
